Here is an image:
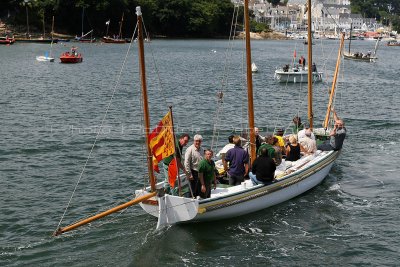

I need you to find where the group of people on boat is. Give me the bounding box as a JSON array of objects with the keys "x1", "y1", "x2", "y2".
[
  {"x1": 281, "y1": 58, "x2": 317, "y2": 73},
  {"x1": 353, "y1": 50, "x2": 372, "y2": 58},
  {"x1": 161, "y1": 110, "x2": 346, "y2": 200}
]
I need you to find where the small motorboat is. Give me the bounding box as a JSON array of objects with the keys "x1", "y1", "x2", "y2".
[
  {"x1": 60, "y1": 47, "x2": 83, "y2": 63},
  {"x1": 36, "y1": 55, "x2": 55, "y2": 62}
]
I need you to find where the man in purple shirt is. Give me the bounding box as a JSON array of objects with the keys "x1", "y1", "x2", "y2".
[{"x1": 222, "y1": 135, "x2": 249, "y2": 185}]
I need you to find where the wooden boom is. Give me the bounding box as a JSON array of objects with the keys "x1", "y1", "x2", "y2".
[
  {"x1": 54, "y1": 192, "x2": 157, "y2": 236},
  {"x1": 323, "y1": 32, "x2": 345, "y2": 129}
]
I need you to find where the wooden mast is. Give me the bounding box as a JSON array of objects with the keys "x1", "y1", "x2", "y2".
[
  {"x1": 118, "y1": 12, "x2": 124, "y2": 39},
  {"x1": 50, "y1": 16, "x2": 54, "y2": 58},
  {"x1": 244, "y1": 0, "x2": 256, "y2": 162},
  {"x1": 306, "y1": 0, "x2": 313, "y2": 128},
  {"x1": 53, "y1": 6, "x2": 158, "y2": 236},
  {"x1": 323, "y1": 32, "x2": 345, "y2": 129},
  {"x1": 348, "y1": 22, "x2": 352, "y2": 54},
  {"x1": 137, "y1": 7, "x2": 156, "y2": 191}
]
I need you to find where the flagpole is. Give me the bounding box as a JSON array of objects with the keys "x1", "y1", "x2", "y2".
[{"x1": 168, "y1": 106, "x2": 181, "y2": 196}]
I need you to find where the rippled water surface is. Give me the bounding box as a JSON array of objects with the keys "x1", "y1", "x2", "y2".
[{"x1": 1, "y1": 39, "x2": 400, "y2": 266}]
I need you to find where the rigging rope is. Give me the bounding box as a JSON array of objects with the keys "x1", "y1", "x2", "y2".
[
  {"x1": 55, "y1": 25, "x2": 139, "y2": 232},
  {"x1": 211, "y1": 4, "x2": 240, "y2": 152}
]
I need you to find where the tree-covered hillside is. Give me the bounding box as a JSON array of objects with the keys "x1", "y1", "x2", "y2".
[
  {"x1": 0, "y1": 0, "x2": 239, "y2": 38},
  {"x1": 351, "y1": 0, "x2": 400, "y2": 30}
]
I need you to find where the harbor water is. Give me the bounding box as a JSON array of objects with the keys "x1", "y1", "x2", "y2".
[{"x1": 1, "y1": 39, "x2": 399, "y2": 266}]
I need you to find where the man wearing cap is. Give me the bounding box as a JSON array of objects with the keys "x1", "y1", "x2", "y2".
[
  {"x1": 184, "y1": 134, "x2": 204, "y2": 197},
  {"x1": 223, "y1": 136, "x2": 249, "y2": 186}
]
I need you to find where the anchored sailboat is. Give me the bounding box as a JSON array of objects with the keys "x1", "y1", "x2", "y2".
[
  {"x1": 36, "y1": 16, "x2": 56, "y2": 62},
  {"x1": 75, "y1": 7, "x2": 95, "y2": 43},
  {"x1": 343, "y1": 22, "x2": 379, "y2": 62},
  {"x1": 102, "y1": 13, "x2": 130, "y2": 44},
  {"x1": 54, "y1": 0, "x2": 345, "y2": 236}
]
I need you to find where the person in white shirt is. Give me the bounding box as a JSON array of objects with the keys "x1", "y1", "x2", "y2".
[
  {"x1": 184, "y1": 134, "x2": 204, "y2": 197},
  {"x1": 299, "y1": 129, "x2": 317, "y2": 154},
  {"x1": 297, "y1": 123, "x2": 315, "y2": 141}
]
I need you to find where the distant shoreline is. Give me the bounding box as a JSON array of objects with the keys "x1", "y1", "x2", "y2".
[{"x1": 2, "y1": 22, "x2": 289, "y2": 41}]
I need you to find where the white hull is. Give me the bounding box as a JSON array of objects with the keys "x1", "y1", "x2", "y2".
[
  {"x1": 136, "y1": 150, "x2": 339, "y2": 228},
  {"x1": 274, "y1": 69, "x2": 323, "y2": 83},
  {"x1": 36, "y1": 56, "x2": 55, "y2": 62},
  {"x1": 343, "y1": 52, "x2": 377, "y2": 62},
  {"x1": 251, "y1": 62, "x2": 258, "y2": 73}
]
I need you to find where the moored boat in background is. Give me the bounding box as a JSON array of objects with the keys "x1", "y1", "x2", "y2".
[
  {"x1": 0, "y1": 35, "x2": 15, "y2": 45},
  {"x1": 386, "y1": 40, "x2": 400, "y2": 46}
]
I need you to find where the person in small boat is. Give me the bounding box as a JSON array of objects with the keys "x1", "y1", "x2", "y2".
[
  {"x1": 223, "y1": 135, "x2": 249, "y2": 186},
  {"x1": 184, "y1": 134, "x2": 204, "y2": 197},
  {"x1": 299, "y1": 129, "x2": 317, "y2": 155},
  {"x1": 198, "y1": 149, "x2": 217, "y2": 199},
  {"x1": 318, "y1": 109, "x2": 346, "y2": 151},
  {"x1": 163, "y1": 133, "x2": 191, "y2": 195},
  {"x1": 312, "y1": 62, "x2": 317, "y2": 72},
  {"x1": 299, "y1": 56, "x2": 306, "y2": 69},
  {"x1": 249, "y1": 147, "x2": 276, "y2": 186},
  {"x1": 283, "y1": 64, "x2": 289, "y2": 72}
]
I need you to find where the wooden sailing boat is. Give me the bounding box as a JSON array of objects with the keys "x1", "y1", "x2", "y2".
[
  {"x1": 54, "y1": 1, "x2": 345, "y2": 236},
  {"x1": 36, "y1": 16, "x2": 55, "y2": 62},
  {"x1": 102, "y1": 13, "x2": 130, "y2": 44},
  {"x1": 343, "y1": 22, "x2": 379, "y2": 62},
  {"x1": 75, "y1": 7, "x2": 95, "y2": 43}
]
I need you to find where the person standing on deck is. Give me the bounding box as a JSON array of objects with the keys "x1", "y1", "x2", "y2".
[
  {"x1": 318, "y1": 110, "x2": 347, "y2": 151},
  {"x1": 223, "y1": 136, "x2": 249, "y2": 186},
  {"x1": 299, "y1": 56, "x2": 306, "y2": 69},
  {"x1": 184, "y1": 134, "x2": 204, "y2": 197},
  {"x1": 198, "y1": 149, "x2": 217, "y2": 199},
  {"x1": 163, "y1": 133, "x2": 191, "y2": 195}
]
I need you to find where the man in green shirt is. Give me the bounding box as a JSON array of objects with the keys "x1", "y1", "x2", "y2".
[{"x1": 198, "y1": 149, "x2": 217, "y2": 199}]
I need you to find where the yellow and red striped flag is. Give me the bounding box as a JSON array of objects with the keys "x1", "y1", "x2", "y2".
[{"x1": 148, "y1": 111, "x2": 175, "y2": 172}]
